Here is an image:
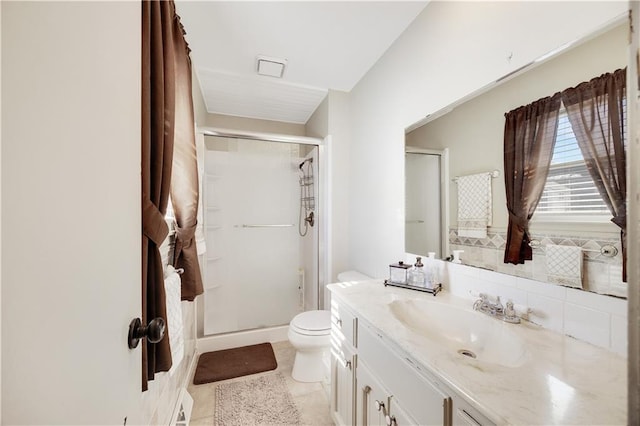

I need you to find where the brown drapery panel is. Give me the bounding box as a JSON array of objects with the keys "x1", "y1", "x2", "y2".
[
  {"x1": 142, "y1": 0, "x2": 174, "y2": 391},
  {"x1": 142, "y1": 0, "x2": 200, "y2": 391},
  {"x1": 170, "y1": 20, "x2": 204, "y2": 302},
  {"x1": 503, "y1": 93, "x2": 562, "y2": 264},
  {"x1": 562, "y1": 68, "x2": 627, "y2": 282}
]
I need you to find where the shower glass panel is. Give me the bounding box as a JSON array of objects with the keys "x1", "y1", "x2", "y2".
[{"x1": 203, "y1": 136, "x2": 317, "y2": 335}]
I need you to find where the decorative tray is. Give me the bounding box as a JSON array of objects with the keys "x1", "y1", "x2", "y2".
[{"x1": 383, "y1": 279, "x2": 442, "y2": 296}]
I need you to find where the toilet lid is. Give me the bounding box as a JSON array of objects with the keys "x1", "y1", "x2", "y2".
[{"x1": 291, "y1": 310, "x2": 331, "y2": 333}]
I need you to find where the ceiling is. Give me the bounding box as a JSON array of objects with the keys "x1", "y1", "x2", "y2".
[{"x1": 175, "y1": 1, "x2": 428, "y2": 124}]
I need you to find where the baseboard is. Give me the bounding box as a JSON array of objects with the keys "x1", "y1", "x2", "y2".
[
  {"x1": 168, "y1": 348, "x2": 199, "y2": 426},
  {"x1": 196, "y1": 325, "x2": 289, "y2": 354}
]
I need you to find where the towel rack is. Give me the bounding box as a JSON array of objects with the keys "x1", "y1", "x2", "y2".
[
  {"x1": 234, "y1": 224, "x2": 294, "y2": 228},
  {"x1": 452, "y1": 170, "x2": 500, "y2": 182},
  {"x1": 528, "y1": 239, "x2": 618, "y2": 257}
]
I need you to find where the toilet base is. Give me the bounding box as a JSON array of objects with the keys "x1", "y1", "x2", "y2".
[{"x1": 291, "y1": 348, "x2": 328, "y2": 382}]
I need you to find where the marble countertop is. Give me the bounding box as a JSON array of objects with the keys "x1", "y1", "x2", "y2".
[{"x1": 328, "y1": 280, "x2": 627, "y2": 425}]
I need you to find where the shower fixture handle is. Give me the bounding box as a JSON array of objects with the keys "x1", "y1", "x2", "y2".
[
  {"x1": 305, "y1": 211, "x2": 315, "y2": 227},
  {"x1": 127, "y1": 317, "x2": 166, "y2": 349}
]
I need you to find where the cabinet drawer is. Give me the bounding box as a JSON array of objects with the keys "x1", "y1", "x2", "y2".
[
  {"x1": 359, "y1": 321, "x2": 451, "y2": 426},
  {"x1": 331, "y1": 296, "x2": 358, "y2": 347}
]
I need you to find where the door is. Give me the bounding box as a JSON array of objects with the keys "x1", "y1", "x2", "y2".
[
  {"x1": 628, "y1": 2, "x2": 640, "y2": 423},
  {"x1": 2, "y1": 2, "x2": 143, "y2": 424},
  {"x1": 202, "y1": 137, "x2": 315, "y2": 335},
  {"x1": 405, "y1": 151, "x2": 442, "y2": 258}
]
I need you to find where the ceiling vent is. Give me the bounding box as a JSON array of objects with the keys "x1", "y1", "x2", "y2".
[{"x1": 256, "y1": 55, "x2": 287, "y2": 78}]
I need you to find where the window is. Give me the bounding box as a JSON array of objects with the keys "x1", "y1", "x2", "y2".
[
  {"x1": 537, "y1": 108, "x2": 609, "y2": 216},
  {"x1": 536, "y1": 101, "x2": 626, "y2": 219}
]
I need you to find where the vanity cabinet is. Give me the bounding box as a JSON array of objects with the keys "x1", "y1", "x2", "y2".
[
  {"x1": 330, "y1": 299, "x2": 358, "y2": 426},
  {"x1": 330, "y1": 293, "x2": 495, "y2": 426},
  {"x1": 358, "y1": 319, "x2": 452, "y2": 425}
]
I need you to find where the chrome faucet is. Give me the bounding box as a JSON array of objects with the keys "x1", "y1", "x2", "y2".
[{"x1": 473, "y1": 294, "x2": 520, "y2": 324}]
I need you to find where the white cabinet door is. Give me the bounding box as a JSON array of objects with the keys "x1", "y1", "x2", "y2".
[
  {"x1": 357, "y1": 361, "x2": 421, "y2": 426},
  {"x1": 331, "y1": 344, "x2": 356, "y2": 426},
  {"x1": 357, "y1": 361, "x2": 388, "y2": 426}
]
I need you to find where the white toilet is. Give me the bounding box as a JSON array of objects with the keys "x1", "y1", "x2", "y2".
[{"x1": 288, "y1": 270, "x2": 371, "y2": 382}]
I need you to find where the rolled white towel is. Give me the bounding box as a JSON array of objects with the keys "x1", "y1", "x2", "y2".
[{"x1": 164, "y1": 265, "x2": 184, "y2": 375}]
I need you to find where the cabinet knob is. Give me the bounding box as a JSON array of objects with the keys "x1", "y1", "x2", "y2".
[
  {"x1": 335, "y1": 318, "x2": 342, "y2": 327},
  {"x1": 385, "y1": 414, "x2": 397, "y2": 426},
  {"x1": 345, "y1": 360, "x2": 352, "y2": 370},
  {"x1": 375, "y1": 400, "x2": 386, "y2": 413}
]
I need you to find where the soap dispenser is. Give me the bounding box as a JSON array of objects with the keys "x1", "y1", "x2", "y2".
[
  {"x1": 409, "y1": 256, "x2": 426, "y2": 287},
  {"x1": 426, "y1": 252, "x2": 438, "y2": 288}
]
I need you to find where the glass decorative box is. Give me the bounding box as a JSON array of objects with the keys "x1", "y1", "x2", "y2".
[{"x1": 389, "y1": 261, "x2": 411, "y2": 284}]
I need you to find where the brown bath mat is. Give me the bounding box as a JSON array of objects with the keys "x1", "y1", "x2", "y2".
[{"x1": 193, "y1": 342, "x2": 278, "y2": 385}]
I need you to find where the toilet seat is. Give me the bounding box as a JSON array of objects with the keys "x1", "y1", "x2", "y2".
[{"x1": 290, "y1": 310, "x2": 330, "y2": 336}]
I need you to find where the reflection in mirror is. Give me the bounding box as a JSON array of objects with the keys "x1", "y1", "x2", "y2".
[
  {"x1": 405, "y1": 149, "x2": 446, "y2": 258},
  {"x1": 404, "y1": 20, "x2": 627, "y2": 298}
]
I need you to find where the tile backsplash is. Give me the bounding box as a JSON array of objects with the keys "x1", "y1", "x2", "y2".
[
  {"x1": 439, "y1": 261, "x2": 627, "y2": 356},
  {"x1": 449, "y1": 228, "x2": 626, "y2": 298}
]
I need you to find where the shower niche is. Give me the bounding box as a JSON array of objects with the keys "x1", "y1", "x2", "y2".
[{"x1": 202, "y1": 135, "x2": 319, "y2": 336}]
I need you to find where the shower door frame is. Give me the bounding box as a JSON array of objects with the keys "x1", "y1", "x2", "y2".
[{"x1": 196, "y1": 127, "x2": 330, "y2": 340}]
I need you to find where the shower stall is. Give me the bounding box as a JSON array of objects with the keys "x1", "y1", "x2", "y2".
[{"x1": 200, "y1": 131, "x2": 322, "y2": 338}]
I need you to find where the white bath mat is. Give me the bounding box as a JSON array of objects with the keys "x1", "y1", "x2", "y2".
[{"x1": 214, "y1": 372, "x2": 301, "y2": 425}]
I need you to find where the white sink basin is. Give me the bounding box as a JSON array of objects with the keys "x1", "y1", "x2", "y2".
[{"x1": 388, "y1": 299, "x2": 529, "y2": 368}]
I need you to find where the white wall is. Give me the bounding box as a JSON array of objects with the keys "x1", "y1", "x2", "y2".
[
  {"x1": 2, "y1": 2, "x2": 142, "y2": 424},
  {"x1": 305, "y1": 95, "x2": 329, "y2": 138},
  {"x1": 326, "y1": 91, "x2": 351, "y2": 283},
  {"x1": 348, "y1": 1, "x2": 628, "y2": 279},
  {"x1": 306, "y1": 90, "x2": 351, "y2": 285}
]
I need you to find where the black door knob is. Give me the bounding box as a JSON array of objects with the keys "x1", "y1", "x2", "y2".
[{"x1": 128, "y1": 317, "x2": 166, "y2": 349}]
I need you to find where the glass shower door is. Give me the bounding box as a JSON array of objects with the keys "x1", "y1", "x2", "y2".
[{"x1": 203, "y1": 137, "x2": 308, "y2": 335}]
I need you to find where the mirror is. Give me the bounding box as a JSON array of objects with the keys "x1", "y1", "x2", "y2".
[{"x1": 404, "y1": 20, "x2": 628, "y2": 298}]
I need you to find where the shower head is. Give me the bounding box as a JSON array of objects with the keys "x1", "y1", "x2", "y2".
[{"x1": 299, "y1": 157, "x2": 313, "y2": 169}]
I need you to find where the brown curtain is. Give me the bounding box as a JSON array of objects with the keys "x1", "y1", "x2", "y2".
[
  {"x1": 142, "y1": 0, "x2": 200, "y2": 391},
  {"x1": 170, "y1": 19, "x2": 203, "y2": 302},
  {"x1": 503, "y1": 93, "x2": 562, "y2": 264},
  {"x1": 562, "y1": 68, "x2": 627, "y2": 281}
]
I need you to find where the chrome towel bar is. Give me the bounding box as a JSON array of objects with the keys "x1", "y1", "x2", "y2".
[{"x1": 528, "y1": 239, "x2": 618, "y2": 257}]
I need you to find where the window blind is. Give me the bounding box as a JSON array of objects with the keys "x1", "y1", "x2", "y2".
[{"x1": 537, "y1": 108, "x2": 609, "y2": 214}]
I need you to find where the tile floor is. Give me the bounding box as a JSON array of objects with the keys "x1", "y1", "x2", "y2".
[{"x1": 187, "y1": 341, "x2": 334, "y2": 425}]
